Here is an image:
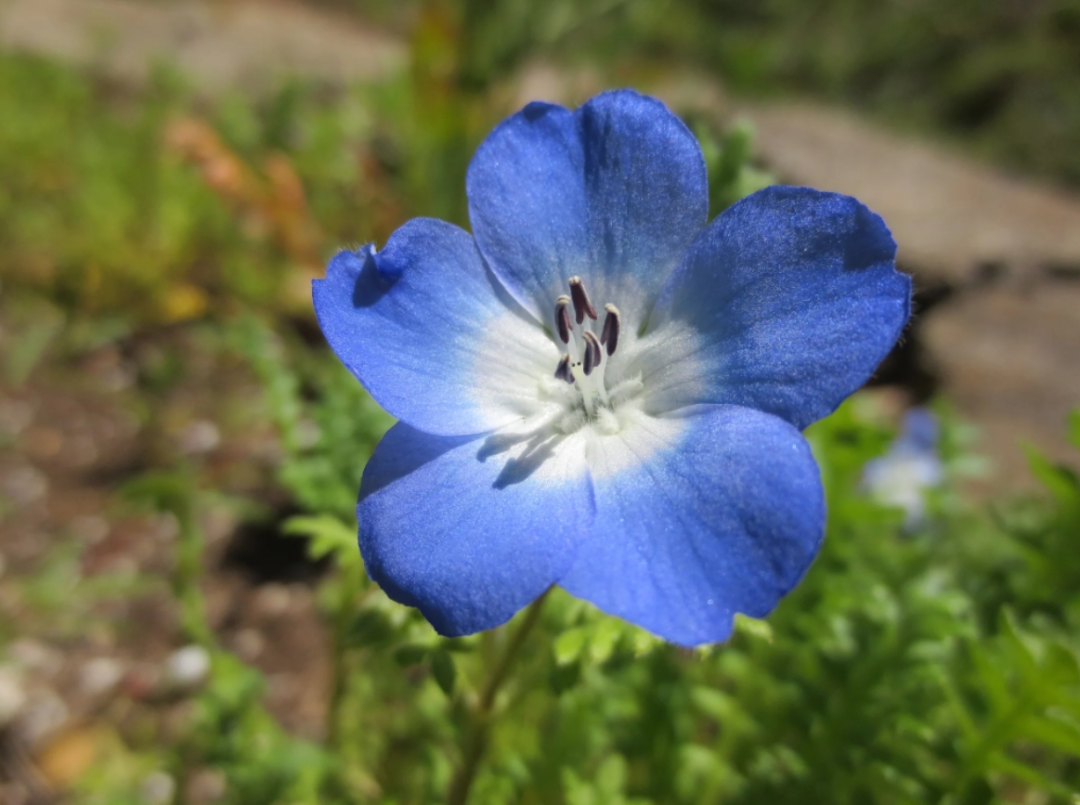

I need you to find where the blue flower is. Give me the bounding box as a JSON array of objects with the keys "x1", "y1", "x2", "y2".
[
  {"x1": 864, "y1": 408, "x2": 943, "y2": 527},
  {"x1": 314, "y1": 90, "x2": 911, "y2": 646}
]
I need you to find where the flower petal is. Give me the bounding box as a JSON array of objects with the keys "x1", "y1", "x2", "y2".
[
  {"x1": 559, "y1": 404, "x2": 824, "y2": 646},
  {"x1": 647, "y1": 186, "x2": 911, "y2": 429},
  {"x1": 313, "y1": 218, "x2": 558, "y2": 436},
  {"x1": 359, "y1": 422, "x2": 594, "y2": 636},
  {"x1": 467, "y1": 89, "x2": 708, "y2": 326}
]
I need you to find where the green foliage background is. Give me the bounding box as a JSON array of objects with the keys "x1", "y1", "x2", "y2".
[{"x1": 1, "y1": 1, "x2": 1079, "y2": 803}]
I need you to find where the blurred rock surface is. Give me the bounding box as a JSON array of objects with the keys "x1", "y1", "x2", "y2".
[
  {"x1": 0, "y1": 0, "x2": 405, "y2": 93},
  {"x1": 922, "y1": 283, "x2": 1080, "y2": 483},
  {"x1": 742, "y1": 103, "x2": 1080, "y2": 287}
]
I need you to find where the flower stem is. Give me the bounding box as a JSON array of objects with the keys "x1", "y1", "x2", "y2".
[
  {"x1": 446, "y1": 588, "x2": 551, "y2": 805},
  {"x1": 326, "y1": 585, "x2": 353, "y2": 751}
]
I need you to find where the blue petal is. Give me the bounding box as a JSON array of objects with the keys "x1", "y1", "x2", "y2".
[
  {"x1": 466, "y1": 90, "x2": 708, "y2": 325},
  {"x1": 559, "y1": 404, "x2": 824, "y2": 646},
  {"x1": 647, "y1": 186, "x2": 911, "y2": 430},
  {"x1": 359, "y1": 422, "x2": 594, "y2": 636},
  {"x1": 313, "y1": 218, "x2": 558, "y2": 436}
]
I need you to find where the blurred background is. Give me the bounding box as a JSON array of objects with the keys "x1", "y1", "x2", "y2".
[{"x1": 0, "y1": 1, "x2": 1078, "y2": 803}]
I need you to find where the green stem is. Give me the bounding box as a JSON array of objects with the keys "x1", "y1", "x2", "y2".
[
  {"x1": 327, "y1": 567, "x2": 369, "y2": 751},
  {"x1": 446, "y1": 588, "x2": 551, "y2": 805},
  {"x1": 326, "y1": 594, "x2": 351, "y2": 752},
  {"x1": 321, "y1": 566, "x2": 372, "y2": 802},
  {"x1": 175, "y1": 506, "x2": 213, "y2": 647}
]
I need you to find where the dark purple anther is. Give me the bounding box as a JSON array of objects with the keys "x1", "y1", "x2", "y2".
[
  {"x1": 554, "y1": 353, "x2": 575, "y2": 384},
  {"x1": 582, "y1": 331, "x2": 601, "y2": 376},
  {"x1": 600, "y1": 304, "x2": 620, "y2": 356},
  {"x1": 568, "y1": 276, "x2": 598, "y2": 325},
  {"x1": 555, "y1": 295, "x2": 572, "y2": 344}
]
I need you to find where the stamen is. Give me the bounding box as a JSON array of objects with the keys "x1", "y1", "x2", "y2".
[
  {"x1": 568, "y1": 276, "x2": 598, "y2": 324},
  {"x1": 582, "y1": 331, "x2": 602, "y2": 376},
  {"x1": 554, "y1": 295, "x2": 572, "y2": 344},
  {"x1": 554, "y1": 354, "x2": 575, "y2": 384},
  {"x1": 600, "y1": 304, "x2": 620, "y2": 356},
  {"x1": 546, "y1": 279, "x2": 639, "y2": 425}
]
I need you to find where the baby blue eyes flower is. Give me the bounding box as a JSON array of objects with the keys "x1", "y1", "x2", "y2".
[
  {"x1": 864, "y1": 408, "x2": 944, "y2": 527},
  {"x1": 313, "y1": 89, "x2": 911, "y2": 647}
]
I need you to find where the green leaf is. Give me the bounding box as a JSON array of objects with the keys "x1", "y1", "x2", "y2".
[
  {"x1": 629, "y1": 628, "x2": 661, "y2": 657},
  {"x1": 1044, "y1": 642, "x2": 1080, "y2": 686},
  {"x1": 441, "y1": 638, "x2": 477, "y2": 653},
  {"x1": 549, "y1": 660, "x2": 581, "y2": 695},
  {"x1": 2, "y1": 294, "x2": 63, "y2": 386},
  {"x1": 734, "y1": 613, "x2": 774, "y2": 643},
  {"x1": 690, "y1": 686, "x2": 737, "y2": 721},
  {"x1": 588, "y1": 618, "x2": 622, "y2": 664},
  {"x1": 553, "y1": 626, "x2": 589, "y2": 666},
  {"x1": 393, "y1": 645, "x2": 429, "y2": 666},
  {"x1": 1068, "y1": 409, "x2": 1080, "y2": 449},
  {"x1": 986, "y1": 751, "x2": 1078, "y2": 799},
  {"x1": 430, "y1": 649, "x2": 456, "y2": 697},
  {"x1": 595, "y1": 754, "x2": 628, "y2": 794},
  {"x1": 969, "y1": 641, "x2": 1012, "y2": 711},
  {"x1": 1016, "y1": 713, "x2": 1080, "y2": 757},
  {"x1": 1024, "y1": 444, "x2": 1080, "y2": 504},
  {"x1": 998, "y1": 610, "x2": 1040, "y2": 683},
  {"x1": 123, "y1": 471, "x2": 194, "y2": 515},
  {"x1": 282, "y1": 514, "x2": 360, "y2": 566},
  {"x1": 1053, "y1": 690, "x2": 1080, "y2": 721},
  {"x1": 344, "y1": 609, "x2": 396, "y2": 649},
  {"x1": 717, "y1": 120, "x2": 754, "y2": 182}
]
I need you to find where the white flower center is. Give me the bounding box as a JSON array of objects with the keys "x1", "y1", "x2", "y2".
[{"x1": 472, "y1": 275, "x2": 696, "y2": 481}]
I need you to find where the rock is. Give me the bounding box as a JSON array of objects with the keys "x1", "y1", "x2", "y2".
[
  {"x1": 0, "y1": 0, "x2": 405, "y2": 94},
  {"x1": 79, "y1": 657, "x2": 125, "y2": 699},
  {"x1": 253, "y1": 583, "x2": 292, "y2": 618},
  {"x1": 0, "y1": 399, "x2": 33, "y2": 439},
  {"x1": 20, "y1": 689, "x2": 69, "y2": 747},
  {"x1": 176, "y1": 419, "x2": 221, "y2": 455},
  {"x1": 163, "y1": 644, "x2": 211, "y2": 690},
  {"x1": 140, "y1": 771, "x2": 177, "y2": 805},
  {"x1": 0, "y1": 465, "x2": 48, "y2": 507},
  {"x1": 922, "y1": 283, "x2": 1080, "y2": 487},
  {"x1": 7, "y1": 640, "x2": 63, "y2": 678},
  {"x1": 232, "y1": 628, "x2": 264, "y2": 662},
  {"x1": 69, "y1": 514, "x2": 111, "y2": 545},
  {"x1": 0, "y1": 666, "x2": 27, "y2": 727},
  {"x1": 186, "y1": 767, "x2": 227, "y2": 805},
  {"x1": 741, "y1": 103, "x2": 1080, "y2": 286}
]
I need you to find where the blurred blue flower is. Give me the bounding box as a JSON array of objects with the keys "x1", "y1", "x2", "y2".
[
  {"x1": 314, "y1": 90, "x2": 911, "y2": 646},
  {"x1": 864, "y1": 408, "x2": 944, "y2": 527}
]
